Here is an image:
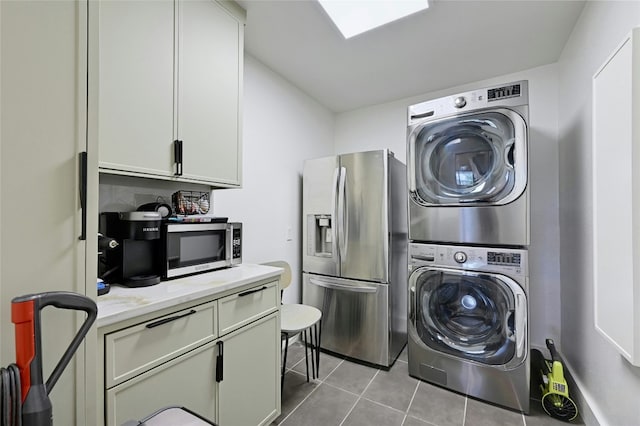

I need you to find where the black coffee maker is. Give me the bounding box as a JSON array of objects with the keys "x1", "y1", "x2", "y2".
[{"x1": 99, "y1": 211, "x2": 162, "y2": 287}]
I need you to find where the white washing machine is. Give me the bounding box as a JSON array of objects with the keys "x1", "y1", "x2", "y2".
[
  {"x1": 408, "y1": 243, "x2": 529, "y2": 413},
  {"x1": 407, "y1": 81, "x2": 529, "y2": 247}
]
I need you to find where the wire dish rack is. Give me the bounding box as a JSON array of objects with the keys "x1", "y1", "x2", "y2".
[{"x1": 172, "y1": 191, "x2": 210, "y2": 215}]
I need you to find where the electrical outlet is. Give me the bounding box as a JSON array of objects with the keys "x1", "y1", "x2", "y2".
[{"x1": 286, "y1": 227, "x2": 293, "y2": 241}]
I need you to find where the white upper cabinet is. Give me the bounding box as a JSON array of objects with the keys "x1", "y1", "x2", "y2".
[
  {"x1": 179, "y1": 0, "x2": 243, "y2": 185},
  {"x1": 593, "y1": 27, "x2": 640, "y2": 366},
  {"x1": 95, "y1": 0, "x2": 245, "y2": 187},
  {"x1": 98, "y1": 0, "x2": 176, "y2": 178}
]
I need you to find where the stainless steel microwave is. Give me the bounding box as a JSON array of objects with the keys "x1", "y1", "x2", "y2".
[{"x1": 161, "y1": 222, "x2": 242, "y2": 279}]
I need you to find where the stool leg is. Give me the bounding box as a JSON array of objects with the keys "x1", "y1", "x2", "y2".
[
  {"x1": 309, "y1": 326, "x2": 316, "y2": 380},
  {"x1": 316, "y1": 320, "x2": 322, "y2": 377},
  {"x1": 303, "y1": 330, "x2": 310, "y2": 382},
  {"x1": 281, "y1": 332, "x2": 289, "y2": 393}
]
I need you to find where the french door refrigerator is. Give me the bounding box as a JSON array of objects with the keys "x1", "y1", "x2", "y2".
[{"x1": 302, "y1": 149, "x2": 408, "y2": 367}]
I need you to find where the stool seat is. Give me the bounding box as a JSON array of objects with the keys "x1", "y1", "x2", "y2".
[
  {"x1": 280, "y1": 304, "x2": 322, "y2": 386},
  {"x1": 261, "y1": 260, "x2": 322, "y2": 391},
  {"x1": 281, "y1": 304, "x2": 321, "y2": 333}
]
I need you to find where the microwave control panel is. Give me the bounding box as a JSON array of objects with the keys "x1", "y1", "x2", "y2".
[{"x1": 231, "y1": 223, "x2": 242, "y2": 264}]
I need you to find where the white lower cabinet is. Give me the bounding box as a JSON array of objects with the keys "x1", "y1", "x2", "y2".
[
  {"x1": 106, "y1": 341, "x2": 218, "y2": 425},
  {"x1": 218, "y1": 314, "x2": 280, "y2": 426},
  {"x1": 100, "y1": 279, "x2": 280, "y2": 426}
]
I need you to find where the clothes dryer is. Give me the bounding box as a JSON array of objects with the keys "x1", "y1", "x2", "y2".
[
  {"x1": 407, "y1": 81, "x2": 529, "y2": 246},
  {"x1": 408, "y1": 243, "x2": 529, "y2": 413}
]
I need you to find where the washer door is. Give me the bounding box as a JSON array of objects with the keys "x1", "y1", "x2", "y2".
[
  {"x1": 408, "y1": 109, "x2": 527, "y2": 206},
  {"x1": 409, "y1": 266, "x2": 527, "y2": 368}
]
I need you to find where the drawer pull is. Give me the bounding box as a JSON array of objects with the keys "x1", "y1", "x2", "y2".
[
  {"x1": 237, "y1": 286, "x2": 267, "y2": 297},
  {"x1": 145, "y1": 309, "x2": 196, "y2": 329}
]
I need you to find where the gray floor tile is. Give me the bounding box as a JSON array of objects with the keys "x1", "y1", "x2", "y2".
[
  {"x1": 408, "y1": 381, "x2": 465, "y2": 426},
  {"x1": 397, "y1": 345, "x2": 408, "y2": 363},
  {"x1": 284, "y1": 342, "x2": 307, "y2": 369},
  {"x1": 273, "y1": 370, "x2": 319, "y2": 424},
  {"x1": 277, "y1": 343, "x2": 590, "y2": 426},
  {"x1": 292, "y1": 349, "x2": 344, "y2": 381},
  {"x1": 402, "y1": 416, "x2": 432, "y2": 426},
  {"x1": 363, "y1": 361, "x2": 419, "y2": 412},
  {"x1": 279, "y1": 383, "x2": 358, "y2": 426},
  {"x1": 525, "y1": 400, "x2": 584, "y2": 426},
  {"x1": 341, "y1": 398, "x2": 405, "y2": 426},
  {"x1": 464, "y1": 398, "x2": 525, "y2": 426},
  {"x1": 324, "y1": 358, "x2": 379, "y2": 395}
]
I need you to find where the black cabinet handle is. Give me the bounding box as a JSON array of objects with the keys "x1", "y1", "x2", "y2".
[
  {"x1": 237, "y1": 286, "x2": 267, "y2": 297},
  {"x1": 78, "y1": 151, "x2": 87, "y2": 240},
  {"x1": 145, "y1": 309, "x2": 196, "y2": 329},
  {"x1": 215, "y1": 341, "x2": 224, "y2": 382},
  {"x1": 174, "y1": 140, "x2": 183, "y2": 176}
]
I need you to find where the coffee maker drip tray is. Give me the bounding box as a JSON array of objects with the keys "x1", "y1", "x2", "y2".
[{"x1": 124, "y1": 274, "x2": 161, "y2": 288}]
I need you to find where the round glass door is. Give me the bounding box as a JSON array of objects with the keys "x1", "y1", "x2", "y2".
[
  {"x1": 413, "y1": 268, "x2": 522, "y2": 366},
  {"x1": 409, "y1": 110, "x2": 527, "y2": 205}
]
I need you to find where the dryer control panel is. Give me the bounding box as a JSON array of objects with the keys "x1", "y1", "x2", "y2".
[
  {"x1": 408, "y1": 80, "x2": 529, "y2": 125},
  {"x1": 487, "y1": 251, "x2": 522, "y2": 266},
  {"x1": 409, "y1": 243, "x2": 527, "y2": 277}
]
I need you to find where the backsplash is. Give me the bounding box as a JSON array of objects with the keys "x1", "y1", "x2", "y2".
[{"x1": 99, "y1": 173, "x2": 213, "y2": 214}]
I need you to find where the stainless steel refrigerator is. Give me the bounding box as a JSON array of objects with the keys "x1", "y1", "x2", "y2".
[{"x1": 302, "y1": 149, "x2": 407, "y2": 367}]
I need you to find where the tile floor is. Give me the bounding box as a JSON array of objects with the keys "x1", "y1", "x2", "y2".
[{"x1": 273, "y1": 342, "x2": 583, "y2": 426}]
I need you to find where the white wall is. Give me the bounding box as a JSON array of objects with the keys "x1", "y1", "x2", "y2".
[
  {"x1": 334, "y1": 64, "x2": 561, "y2": 351},
  {"x1": 213, "y1": 54, "x2": 334, "y2": 304},
  {"x1": 557, "y1": 2, "x2": 640, "y2": 425}
]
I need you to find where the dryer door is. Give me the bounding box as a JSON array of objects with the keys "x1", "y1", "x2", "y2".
[
  {"x1": 409, "y1": 266, "x2": 527, "y2": 368},
  {"x1": 408, "y1": 109, "x2": 527, "y2": 206}
]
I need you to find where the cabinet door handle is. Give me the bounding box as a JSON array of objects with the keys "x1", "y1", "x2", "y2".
[
  {"x1": 237, "y1": 286, "x2": 267, "y2": 297},
  {"x1": 216, "y1": 341, "x2": 224, "y2": 382},
  {"x1": 174, "y1": 139, "x2": 183, "y2": 176},
  {"x1": 78, "y1": 151, "x2": 87, "y2": 241},
  {"x1": 145, "y1": 309, "x2": 196, "y2": 329}
]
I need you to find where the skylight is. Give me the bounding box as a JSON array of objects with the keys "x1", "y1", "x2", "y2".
[{"x1": 318, "y1": 0, "x2": 429, "y2": 39}]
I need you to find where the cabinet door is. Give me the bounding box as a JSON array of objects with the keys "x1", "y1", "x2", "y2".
[
  {"x1": 106, "y1": 341, "x2": 217, "y2": 426},
  {"x1": 97, "y1": 0, "x2": 176, "y2": 178},
  {"x1": 178, "y1": 0, "x2": 243, "y2": 186},
  {"x1": 593, "y1": 28, "x2": 640, "y2": 366},
  {"x1": 218, "y1": 314, "x2": 280, "y2": 426},
  {"x1": 1, "y1": 1, "x2": 95, "y2": 425}
]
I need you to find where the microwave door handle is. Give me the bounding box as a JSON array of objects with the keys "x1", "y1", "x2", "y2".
[{"x1": 226, "y1": 225, "x2": 233, "y2": 262}]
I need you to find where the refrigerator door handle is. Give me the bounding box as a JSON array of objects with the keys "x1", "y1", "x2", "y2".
[
  {"x1": 337, "y1": 166, "x2": 348, "y2": 259},
  {"x1": 331, "y1": 167, "x2": 340, "y2": 265},
  {"x1": 309, "y1": 277, "x2": 377, "y2": 293}
]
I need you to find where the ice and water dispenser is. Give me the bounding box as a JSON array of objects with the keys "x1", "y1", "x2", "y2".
[{"x1": 307, "y1": 214, "x2": 333, "y2": 257}]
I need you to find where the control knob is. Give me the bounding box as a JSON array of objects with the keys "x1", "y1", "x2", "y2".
[
  {"x1": 454, "y1": 96, "x2": 467, "y2": 108},
  {"x1": 454, "y1": 251, "x2": 467, "y2": 264}
]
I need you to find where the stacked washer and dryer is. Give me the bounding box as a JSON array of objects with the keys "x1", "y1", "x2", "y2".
[{"x1": 406, "y1": 81, "x2": 531, "y2": 413}]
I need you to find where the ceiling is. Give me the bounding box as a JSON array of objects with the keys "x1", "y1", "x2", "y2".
[{"x1": 236, "y1": 0, "x2": 586, "y2": 113}]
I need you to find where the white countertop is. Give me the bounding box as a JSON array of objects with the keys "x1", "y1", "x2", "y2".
[{"x1": 97, "y1": 263, "x2": 283, "y2": 328}]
